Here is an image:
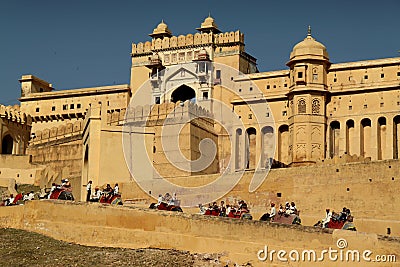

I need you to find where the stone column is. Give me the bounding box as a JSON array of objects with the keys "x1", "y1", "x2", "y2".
[
  {"x1": 339, "y1": 119, "x2": 346, "y2": 156},
  {"x1": 256, "y1": 128, "x2": 262, "y2": 170},
  {"x1": 370, "y1": 116, "x2": 378, "y2": 160},
  {"x1": 353, "y1": 118, "x2": 361, "y2": 157}
]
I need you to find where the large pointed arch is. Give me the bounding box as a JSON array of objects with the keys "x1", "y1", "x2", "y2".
[{"x1": 171, "y1": 84, "x2": 196, "y2": 103}]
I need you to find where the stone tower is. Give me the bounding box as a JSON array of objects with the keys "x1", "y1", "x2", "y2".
[{"x1": 286, "y1": 27, "x2": 330, "y2": 165}]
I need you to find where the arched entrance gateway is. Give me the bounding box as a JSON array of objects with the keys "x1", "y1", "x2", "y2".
[{"x1": 171, "y1": 85, "x2": 196, "y2": 103}]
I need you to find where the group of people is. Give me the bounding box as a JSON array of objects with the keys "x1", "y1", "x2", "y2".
[
  {"x1": 157, "y1": 192, "x2": 178, "y2": 206},
  {"x1": 1, "y1": 191, "x2": 35, "y2": 206},
  {"x1": 261, "y1": 201, "x2": 299, "y2": 221},
  {"x1": 47, "y1": 178, "x2": 72, "y2": 199},
  {"x1": 86, "y1": 181, "x2": 120, "y2": 202},
  {"x1": 199, "y1": 199, "x2": 251, "y2": 218},
  {"x1": 315, "y1": 207, "x2": 353, "y2": 228}
]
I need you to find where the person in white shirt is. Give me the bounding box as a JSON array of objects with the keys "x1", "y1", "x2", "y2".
[
  {"x1": 157, "y1": 194, "x2": 163, "y2": 206},
  {"x1": 322, "y1": 208, "x2": 332, "y2": 228},
  {"x1": 90, "y1": 187, "x2": 102, "y2": 202},
  {"x1": 27, "y1": 191, "x2": 35, "y2": 200},
  {"x1": 114, "y1": 183, "x2": 119, "y2": 195},
  {"x1": 114, "y1": 184, "x2": 119, "y2": 195},
  {"x1": 7, "y1": 194, "x2": 15, "y2": 206},
  {"x1": 226, "y1": 205, "x2": 232, "y2": 215},
  {"x1": 269, "y1": 203, "x2": 276, "y2": 219},
  {"x1": 23, "y1": 191, "x2": 35, "y2": 201},
  {"x1": 169, "y1": 192, "x2": 177, "y2": 205},
  {"x1": 198, "y1": 204, "x2": 206, "y2": 214},
  {"x1": 289, "y1": 202, "x2": 297, "y2": 214},
  {"x1": 86, "y1": 180, "x2": 92, "y2": 202},
  {"x1": 48, "y1": 183, "x2": 57, "y2": 199}
]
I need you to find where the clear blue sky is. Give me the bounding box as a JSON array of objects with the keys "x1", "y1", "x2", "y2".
[{"x1": 0, "y1": 0, "x2": 399, "y2": 105}]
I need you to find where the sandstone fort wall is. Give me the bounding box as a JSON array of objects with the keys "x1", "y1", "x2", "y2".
[{"x1": 0, "y1": 201, "x2": 398, "y2": 266}]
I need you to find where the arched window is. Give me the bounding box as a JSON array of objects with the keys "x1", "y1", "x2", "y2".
[
  {"x1": 245, "y1": 128, "x2": 257, "y2": 169},
  {"x1": 394, "y1": 116, "x2": 400, "y2": 159},
  {"x1": 278, "y1": 125, "x2": 289, "y2": 164},
  {"x1": 377, "y1": 117, "x2": 387, "y2": 160},
  {"x1": 346, "y1": 120, "x2": 355, "y2": 155},
  {"x1": 329, "y1": 121, "x2": 340, "y2": 157},
  {"x1": 360, "y1": 118, "x2": 372, "y2": 157},
  {"x1": 261, "y1": 126, "x2": 274, "y2": 168},
  {"x1": 235, "y1": 128, "x2": 243, "y2": 170},
  {"x1": 298, "y1": 99, "x2": 306, "y2": 114},
  {"x1": 312, "y1": 98, "x2": 320, "y2": 114}
]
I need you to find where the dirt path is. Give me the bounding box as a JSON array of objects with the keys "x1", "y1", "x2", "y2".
[{"x1": 0, "y1": 228, "x2": 250, "y2": 267}]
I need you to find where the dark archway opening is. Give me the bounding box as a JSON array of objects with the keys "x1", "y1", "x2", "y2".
[
  {"x1": 246, "y1": 127, "x2": 257, "y2": 169},
  {"x1": 329, "y1": 121, "x2": 340, "y2": 158},
  {"x1": 171, "y1": 85, "x2": 196, "y2": 103},
  {"x1": 2, "y1": 135, "x2": 13, "y2": 154}
]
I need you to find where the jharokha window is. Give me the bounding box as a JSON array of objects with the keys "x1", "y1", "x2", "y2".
[
  {"x1": 312, "y1": 98, "x2": 320, "y2": 114},
  {"x1": 298, "y1": 99, "x2": 306, "y2": 113}
]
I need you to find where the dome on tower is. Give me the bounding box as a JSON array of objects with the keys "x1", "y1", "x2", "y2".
[
  {"x1": 196, "y1": 14, "x2": 221, "y2": 33},
  {"x1": 289, "y1": 26, "x2": 329, "y2": 62},
  {"x1": 149, "y1": 20, "x2": 172, "y2": 38}
]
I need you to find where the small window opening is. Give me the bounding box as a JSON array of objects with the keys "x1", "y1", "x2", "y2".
[{"x1": 216, "y1": 70, "x2": 221, "y2": 79}]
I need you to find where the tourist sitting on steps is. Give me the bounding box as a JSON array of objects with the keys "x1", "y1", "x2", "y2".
[
  {"x1": 114, "y1": 183, "x2": 119, "y2": 195},
  {"x1": 168, "y1": 192, "x2": 177, "y2": 206},
  {"x1": 157, "y1": 194, "x2": 163, "y2": 207},
  {"x1": 163, "y1": 193, "x2": 172, "y2": 204},
  {"x1": 90, "y1": 187, "x2": 102, "y2": 202},
  {"x1": 103, "y1": 184, "x2": 113, "y2": 201},
  {"x1": 260, "y1": 202, "x2": 276, "y2": 221},
  {"x1": 198, "y1": 204, "x2": 206, "y2": 214}
]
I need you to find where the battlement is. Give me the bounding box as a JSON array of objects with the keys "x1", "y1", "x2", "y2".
[
  {"x1": 30, "y1": 120, "x2": 83, "y2": 145},
  {"x1": 0, "y1": 104, "x2": 31, "y2": 125},
  {"x1": 132, "y1": 31, "x2": 244, "y2": 55},
  {"x1": 123, "y1": 100, "x2": 213, "y2": 128},
  {"x1": 317, "y1": 153, "x2": 372, "y2": 165}
]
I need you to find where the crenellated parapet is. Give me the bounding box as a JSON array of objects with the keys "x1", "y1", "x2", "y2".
[
  {"x1": 0, "y1": 104, "x2": 31, "y2": 125},
  {"x1": 317, "y1": 154, "x2": 372, "y2": 165},
  {"x1": 123, "y1": 101, "x2": 214, "y2": 131},
  {"x1": 132, "y1": 31, "x2": 244, "y2": 56},
  {"x1": 107, "y1": 108, "x2": 127, "y2": 126},
  {"x1": 30, "y1": 120, "x2": 83, "y2": 145}
]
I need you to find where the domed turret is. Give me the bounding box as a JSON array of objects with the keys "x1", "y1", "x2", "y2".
[
  {"x1": 149, "y1": 20, "x2": 172, "y2": 39},
  {"x1": 196, "y1": 14, "x2": 221, "y2": 33},
  {"x1": 288, "y1": 26, "x2": 329, "y2": 63}
]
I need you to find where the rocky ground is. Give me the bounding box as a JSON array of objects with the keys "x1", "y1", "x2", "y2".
[{"x1": 0, "y1": 228, "x2": 251, "y2": 267}]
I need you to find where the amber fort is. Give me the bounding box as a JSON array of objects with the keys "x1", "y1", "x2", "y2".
[{"x1": 0, "y1": 16, "x2": 400, "y2": 265}]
